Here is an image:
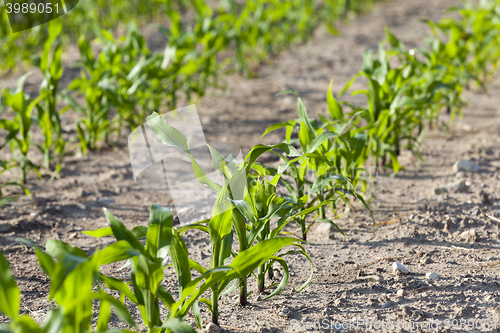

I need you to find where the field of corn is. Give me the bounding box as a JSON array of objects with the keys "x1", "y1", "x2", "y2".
[{"x1": 1, "y1": 0, "x2": 500, "y2": 332}]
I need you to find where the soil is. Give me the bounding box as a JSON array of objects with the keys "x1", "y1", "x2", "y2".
[{"x1": 2, "y1": 0, "x2": 500, "y2": 332}]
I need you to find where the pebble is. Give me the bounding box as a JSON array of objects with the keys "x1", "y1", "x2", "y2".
[
  {"x1": 393, "y1": 262, "x2": 409, "y2": 275},
  {"x1": 434, "y1": 180, "x2": 467, "y2": 194},
  {"x1": 76, "y1": 203, "x2": 86, "y2": 210},
  {"x1": 456, "y1": 171, "x2": 466, "y2": 178},
  {"x1": 401, "y1": 305, "x2": 412, "y2": 316},
  {"x1": 278, "y1": 312, "x2": 287, "y2": 317},
  {"x1": 443, "y1": 217, "x2": 451, "y2": 232},
  {"x1": 367, "y1": 275, "x2": 382, "y2": 283},
  {"x1": 396, "y1": 289, "x2": 406, "y2": 297},
  {"x1": 461, "y1": 229, "x2": 477, "y2": 242},
  {"x1": 0, "y1": 224, "x2": 12, "y2": 233},
  {"x1": 453, "y1": 160, "x2": 480, "y2": 173},
  {"x1": 206, "y1": 322, "x2": 221, "y2": 332},
  {"x1": 382, "y1": 301, "x2": 394, "y2": 309},
  {"x1": 421, "y1": 257, "x2": 434, "y2": 265},
  {"x1": 316, "y1": 223, "x2": 332, "y2": 233},
  {"x1": 98, "y1": 197, "x2": 115, "y2": 205},
  {"x1": 426, "y1": 272, "x2": 440, "y2": 281}
]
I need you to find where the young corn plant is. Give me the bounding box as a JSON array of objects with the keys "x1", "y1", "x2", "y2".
[
  {"x1": 454, "y1": 0, "x2": 500, "y2": 82},
  {"x1": 338, "y1": 35, "x2": 461, "y2": 171},
  {"x1": 0, "y1": 160, "x2": 30, "y2": 207},
  {"x1": 0, "y1": 239, "x2": 139, "y2": 333},
  {"x1": 84, "y1": 202, "x2": 302, "y2": 330},
  {"x1": 146, "y1": 112, "x2": 313, "y2": 309},
  {"x1": 261, "y1": 92, "x2": 371, "y2": 240},
  {"x1": 0, "y1": 75, "x2": 42, "y2": 184},
  {"x1": 63, "y1": 35, "x2": 116, "y2": 153},
  {"x1": 32, "y1": 20, "x2": 66, "y2": 176}
]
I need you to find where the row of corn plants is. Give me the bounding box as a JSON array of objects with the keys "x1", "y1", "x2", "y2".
[
  {"x1": 2, "y1": 1, "x2": 500, "y2": 331},
  {"x1": 0, "y1": 118, "x2": 368, "y2": 331},
  {"x1": 0, "y1": 0, "x2": 381, "y2": 194},
  {"x1": 0, "y1": 0, "x2": 377, "y2": 75}
]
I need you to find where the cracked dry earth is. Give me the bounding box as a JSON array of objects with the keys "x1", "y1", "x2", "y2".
[{"x1": 2, "y1": 0, "x2": 500, "y2": 332}]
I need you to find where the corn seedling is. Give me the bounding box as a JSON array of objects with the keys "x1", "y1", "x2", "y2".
[
  {"x1": 0, "y1": 239, "x2": 138, "y2": 333},
  {"x1": 31, "y1": 20, "x2": 66, "y2": 176},
  {"x1": 0, "y1": 75, "x2": 43, "y2": 184},
  {"x1": 146, "y1": 112, "x2": 315, "y2": 309},
  {"x1": 262, "y1": 92, "x2": 371, "y2": 239}
]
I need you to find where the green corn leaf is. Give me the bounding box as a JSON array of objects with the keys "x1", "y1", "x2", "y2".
[
  {"x1": 146, "y1": 204, "x2": 174, "y2": 260},
  {"x1": 146, "y1": 112, "x2": 189, "y2": 152},
  {"x1": 263, "y1": 256, "x2": 288, "y2": 299},
  {"x1": 170, "y1": 231, "x2": 192, "y2": 295},
  {"x1": 45, "y1": 239, "x2": 88, "y2": 260},
  {"x1": 160, "y1": 318, "x2": 196, "y2": 333},
  {"x1": 279, "y1": 244, "x2": 314, "y2": 292},
  {"x1": 131, "y1": 226, "x2": 148, "y2": 240},
  {"x1": 100, "y1": 275, "x2": 138, "y2": 304},
  {"x1": 230, "y1": 237, "x2": 302, "y2": 277},
  {"x1": 158, "y1": 286, "x2": 176, "y2": 311},
  {"x1": 95, "y1": 292, "x2": 137, "y2": 328},
  {"x1": 40, "y1": 308, "x2": 64, "y2": 333},
  {"x1": 96, "y1": 299, "x2": 111, "y2": 332},
  {"x1": 192, "y1": 301, "x2": 203, "y2": 330},
  {"x1": 260, "y1": 121, "x2": 294, "y2": 138},
  {"x1": 83, "y1": 227, "x2": 113, "y2": 238},
  {"x1": 326, "y1": 80, "x2": 343, "y2": 119},
  {"x1": 34, "y1": 247, "x2": 56, "y2": 278},
  {"x1": 0, "y1": 252, "x2": 19, "y2": 319},
  {"x1": 309, "y1": 173, "x2": 351, "y2": 194},
  {"x1": 105, "y1": 209, "x2": 145, "y2": 254},
  {"x1": 244, "y1": 143, "x2": 300, "y2": 173},
  {"x1": 305, "y1": 131, "x2": 338, "y2": 153},
  {"x1": 208, "y1": 183, "x2": 233, "y2": 241},
  {"x1": 9, "y1": 315, "x2": 42, "y2": 332},
  {"x1": 97, "y1": 241, "x2": 143, "y2": 266}
]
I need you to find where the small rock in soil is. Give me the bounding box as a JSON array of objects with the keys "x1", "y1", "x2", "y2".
[
  {"x1": 0, "y1": 224, "x2": 12, "y2": 233},
  {"x1": 426, "y1": 272, "x2": 440, "y2": 281},
  {"x1": 443, "y1": 217, "x2": 451, "y2": 232},
  {"x1": 421, "y1": 257, "x2": 434, "y2": 265},
  {"x1": 456, "y1": 171, "x2": 466, "y2": 178},
  {"x1": 316, "y1": 223, "x2": 332, "y2": 233},
  {"x1": 98, "y1": 197, "x2": 115, "y2": 205},
  {"x1": 396, "y1": 289, "x2": 406, "y2": 297},
  {"x1": 461, "y1": 229, "x2": 477, "y2": 242},
  {"x1": 401, "y1": 306, "x2": 412, "y2": 316},
  {"x1": 453, "y1": 160, "x2": 481, "y2": 173},
  {"x1": 393, "y1": 262, "x2": 409, "y2": 275},
  {"x1": 367, "y1": 275, "x2": 383, "y2": 283},
  {"x1": 434, "y1": 180, "x2": 467, "y2": 194},
  {"x1": 382, "y1": 301, "x2": 394, "y2": 309},
  {"x1": 206, "y1": 322, "x2": 221, "y2": 332},
  {"x1": 478, "y1": 190, "x2": 491, "y2": 205}
]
